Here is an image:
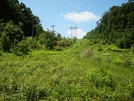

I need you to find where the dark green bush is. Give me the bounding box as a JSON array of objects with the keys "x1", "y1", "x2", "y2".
[
  {"x1": 13, "y1": 39, "x2": 30, "y2": 56},
  {"x1": 98, "y1": 46, "x2": 103, "y2": 51},
  {"x1": 0, "y1": 32, "x2": 11, "y2": 52},
  {"x1": 131, "y1": 45, "x2": 134, "y2": 54},
  {"x1": 115, "y1": 38, "x2": 124, "y2": 49}
]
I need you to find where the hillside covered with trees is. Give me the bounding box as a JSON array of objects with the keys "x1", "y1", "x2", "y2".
[
  {"x1": 0, "y1": 0, "x2": 75, "y2": 55},
  {"x1": 84, "y1": 1, "x2": 134, "y2": 49}
]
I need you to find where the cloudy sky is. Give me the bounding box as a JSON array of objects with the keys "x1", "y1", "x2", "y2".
[{"x1": 19, "y1": 0, "x2": 127, "y2": 39}]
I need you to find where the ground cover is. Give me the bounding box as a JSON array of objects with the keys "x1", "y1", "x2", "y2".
[{"x1": 0, "y1": 39, "x2": 134, "y2": 100}]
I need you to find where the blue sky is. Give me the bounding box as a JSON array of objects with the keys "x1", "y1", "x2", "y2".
[{"x1": 19, "y1": 0, "x2": 127, "y2": 39}]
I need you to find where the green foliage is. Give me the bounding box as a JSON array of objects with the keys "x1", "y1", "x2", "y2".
[
  {"x1": 81, "y1": 48, "x2": 93, "y2": 57},
  {"x1": 25, "y1": 37, "x2": 38, "y2": 49},
  {"x1": 98, "y1": 46, "x2": 103, "y2": 51},
  {"x1": 38, "y1": 31, "x2": 75, "y2": 50},
  {"x1": 131, "y1": 45, "x2": 134, "y2": 54},
  {"x1": 87, "y1": 67, "x2": 116, "y2": 90},
  {"x1": 57, "y1": 33, "x2": 61, "y2": 40},
  {"x1": 0, "y1": 40, "x2": 134, "y2": 100},
  {"x1": 44, "y1": 31, "x2": 57, "y2": 50},
  {"x1": 0, "y1": 21, "x2": 24, "y2": 52},
  {"x1": 13, "y1": 38, "x2": 30, "y2": 56},
  {"x1": 4, "y1": 21, "x2": 23, "y2": 42},
  {"x1": 0, "y1": 32, "x2": 11, "y2": 52},
  {"x1": 0, "y1": 0, "x2": 43, "y2": 37},
  {"x1": 84, "y1": 2, "x2": 134, "y2": 49}
]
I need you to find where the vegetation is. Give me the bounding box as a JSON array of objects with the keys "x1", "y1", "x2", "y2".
[
  {"x1": 0, "y1": 39, "x2": 134, "y2": 100},
  {"x1": 0, "y1": 0, "x2": 134, "y2": 100},
  {"x1": 0, "y1": 0, "x2": 75, "y2": 53},
  {"x1": 84, "y1": 1, "x2": 134, "y2": 49}
]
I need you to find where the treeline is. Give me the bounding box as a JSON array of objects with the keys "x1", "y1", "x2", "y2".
[
  {"x1": 0, "y1": 0, "x2": 43, "y2": 37},
  {"x1": 84, "y1": 1, "x2": 134, "y2": 49},
  {"x1": 0, "y1": 0, "x2": 75, "y2": 55}
]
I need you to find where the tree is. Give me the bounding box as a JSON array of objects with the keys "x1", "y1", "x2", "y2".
[
  {"x1": 44, "y1": 31, "x2": 57, "y2": 49},
  {"x1": 0, "y1": 0, "x2": 43, "y2": 38},
  {"x1": 57, "y1": 33, "x2": 61, "y2": 40},
  {"x1": 4, "y1": 21, "x2": 23, "y2": 42},
  {"x1": 128, "y1": 0, "x2": 134, "y2": 2},
  {"x1": 84, "y1": 2, "x2": 134, "y2": 48}
]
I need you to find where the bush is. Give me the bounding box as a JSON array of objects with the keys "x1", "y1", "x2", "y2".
[
  {"x1": 123, "y1": 56, "x2": 132, "y2": 68},
  {"x1": 101, "y1": 41, "x2": 106, "y2": 45},
  {"x1": 98, "y1": 46, "x2": 103, "y2": 51},
  {"x1": 54, "y1": 46, "x2": 63, "y2": 51},
  {"x1": 0, "y1": 32, "x2": 11, "y2": 52},
  {"x1": 131, "y1": 45, "x2": 134, "y2": 54},
  {"x1": 93, "y1": 40, "x2": 98, "y2": 44},
  {"x1": 81, "y1": 48, "x2": 93, "y2": 57},
  {"x1": 0, "y1": 50, "x2": 2, "y2": 56},
  {"x1": 13, "y1": 39, "x2": 30, "y2": 56},
  {"x1": 87, "y1": 67, "x2": 116, "y2": 91},
  {"x1": 115, "y1": 39, "x2": 124, "y2": 49},
  {"x1": 26, "y1": 37, "x2": 38, "y2": 49}
]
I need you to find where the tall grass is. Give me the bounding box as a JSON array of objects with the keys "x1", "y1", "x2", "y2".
[{"x1": 0, "y1": 39, "x2": 134, "y2": 100}]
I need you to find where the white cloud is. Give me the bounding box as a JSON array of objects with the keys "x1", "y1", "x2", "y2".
[
  {"x1": 61, "y1": 11, "x2": 100, "y2": 23},
  {"x1": 67, "y1": 28, "x2": 87, "y2": 39}
]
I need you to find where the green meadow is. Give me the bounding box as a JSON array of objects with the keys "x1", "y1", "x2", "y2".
[{"x1": 0, "y1": 39, "x2": 134, "y2": 100}]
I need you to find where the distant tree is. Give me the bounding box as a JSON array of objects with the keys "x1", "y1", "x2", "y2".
[
  {"x1": 4, "y1": 21, "x2": 23, "y2": 42},
  {"x1": 45, "y1": 31, "x2": 57, "y2": 50},
  {"x1": 84, "y1": 2, "x2": 134, "y2": 48},
  {"x1": 57, "y1": 33, "x2": 61, "y2": 40},
  {"x1": 0, "y1": 0, "x2": 43, "y2": 38},
  {"x1": 128, "y1": 0, "x2": 134, "y2": 2},
  {"x1": 0, "y1": 21, "x2": 23, "y2": 52}
]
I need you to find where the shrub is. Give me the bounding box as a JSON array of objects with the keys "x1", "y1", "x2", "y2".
[
  {"x1": 115, "y1": 39, "x2": 124, "y2": 49},
  {"x1": 0, "y1": 32, "x2": 11, "y2": 52},
  {"x1": 93, "y1": 40, "x2": 98, "y2": 44},
  {"x1": 102, "y1": 41, "x2": 106, "y2": 45},
  {"x1": 131, "y1": 45, "x2": 134, "y2": 54},
  {"x1": 54, "y1": 46, "x2": 63, "y2": 51},
  {"x1": 87, "y1": 67, "x2": 116, "y2": 91},
  {"x1": 123, "y1": 56, "x2": 132, "y2": 68},
  {"x1": 98, "y1": 46, "x2": 103, "y2": 51},
  {"x1": 81, "y1": 48, "x2": 93, "y2": 57},
  {"x1": 13, "y1": 39, "x2": 30, "y2": 56},
  {"x1": 112, "y1": 58, "x2": 123, "y2": 65}
]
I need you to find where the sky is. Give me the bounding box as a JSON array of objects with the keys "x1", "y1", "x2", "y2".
[{"x1": 19, "y1": 0, "x2": 127, "y2": 39}]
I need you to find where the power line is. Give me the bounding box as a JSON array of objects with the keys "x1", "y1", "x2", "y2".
[
  {"x1": 83, "y1": 0, "x2": 90, "y2": 11},
  {"x1": 80, "y1": 0, "x2": 88, "y2": 12},
  {"x1": 95, "y1": 0, "x2": 109, "y2": 13},
  {"x1": 90, "y1": 0, "x2": 100, "y2": 11}
]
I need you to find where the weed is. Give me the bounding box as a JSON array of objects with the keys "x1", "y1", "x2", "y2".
[
  {"x1": 0, "y1": 39, "x2": 134, "y2": 100},
  {"x1": 98, "y1": 46, "x2": 103, "y2": 51},
  {"x1": 81, "y1": 48, "x2": 93, "y2": 58}
]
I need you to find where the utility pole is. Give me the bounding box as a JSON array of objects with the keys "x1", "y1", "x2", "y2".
[
  {"x1": 69, "y1": 26, "x2": 78, "y2": 39},
  {"x1": 51, "y1": 25, "x2": 55, "y2": 32}
]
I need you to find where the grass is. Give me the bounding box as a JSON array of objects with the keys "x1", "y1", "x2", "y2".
[{"x1": 0, "y1": 39, "x2": 134, "y2": 100}]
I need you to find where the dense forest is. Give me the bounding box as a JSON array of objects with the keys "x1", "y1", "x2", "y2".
[
  {"x1": 0, "y1": 0, "x2": 43, "y2": 37},
  {"x1": 0, "y1": 0, "x2": 75, "y2": 55},
  {"x1": 84, "y1": 1, "x2": 134, "y2": 49}
]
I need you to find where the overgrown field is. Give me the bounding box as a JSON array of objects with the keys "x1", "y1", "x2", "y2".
[{"x1": 0, "y1": 39, "x2": 134, "y2": 101}]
